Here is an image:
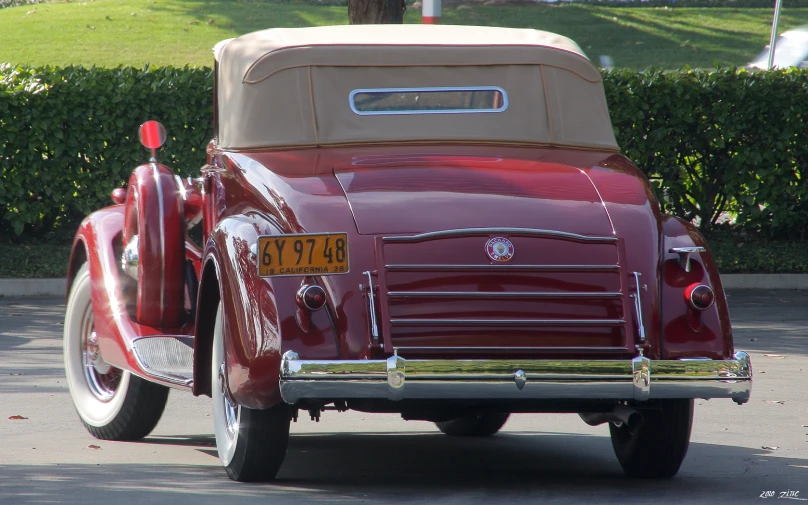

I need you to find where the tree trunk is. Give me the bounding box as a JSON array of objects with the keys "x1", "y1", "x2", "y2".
[{"x1": 348, "y1": 0, "x2": 406, "y2": 24}]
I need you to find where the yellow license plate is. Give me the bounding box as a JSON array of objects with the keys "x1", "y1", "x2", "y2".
[{"x1": 257, "y1": 233, "x2": 349, "y2": 277}]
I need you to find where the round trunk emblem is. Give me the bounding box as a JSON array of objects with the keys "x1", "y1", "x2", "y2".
[{"x1": 485, "y1": 237, "x2": 514, "y2": 262}]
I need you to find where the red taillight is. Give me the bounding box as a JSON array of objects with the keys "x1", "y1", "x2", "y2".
[
  {"x1": 297, "y1": 285, "x2": 327, "y2": 311},
  {"x1": 685, "y1": 283, "x2": 715, "y2": 311}
]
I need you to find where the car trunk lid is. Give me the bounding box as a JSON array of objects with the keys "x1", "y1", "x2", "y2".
[{"x1": 334, "y1": 156, "x2": 639, "y2": 358}]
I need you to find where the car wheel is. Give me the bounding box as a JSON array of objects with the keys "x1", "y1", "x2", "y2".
[
  {"x1": 212, "y1": 303, "x2": 291, "y2": 482},
  {"x1": 609, "y1": 399, "x2": 694, "y2": 478},
  {"x1": 63, "y1": 263, "x2": 169, "y2": 440},
  {"x1": 435, "y1": 412, "x2": 510, "y2": 437}
]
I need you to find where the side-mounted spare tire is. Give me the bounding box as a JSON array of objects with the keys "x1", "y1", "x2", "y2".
[
  {"x1": 64, "y1": 262, "x2": 169, "y2": 440},
  {"x1": 122, "y1": 163, "x2": 186, "y2": 329}
]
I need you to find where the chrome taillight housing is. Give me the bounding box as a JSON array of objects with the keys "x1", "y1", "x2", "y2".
[
  {"x1": 297, "y1": 284, "x2": 327, "y2": 311},
  {"x1": 685, "y1": 283, "x2": 715, "y2": 311}
]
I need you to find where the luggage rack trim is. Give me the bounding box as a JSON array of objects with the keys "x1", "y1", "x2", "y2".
[{"x1": 382, "y1": 228, "x2": 618, "y2": 243}]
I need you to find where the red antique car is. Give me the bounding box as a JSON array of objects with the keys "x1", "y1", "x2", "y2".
[{"x1": 62, "y1": 25, "x2": 752, "y2": 482}]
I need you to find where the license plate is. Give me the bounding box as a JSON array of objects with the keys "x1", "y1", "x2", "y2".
[{"x1": 257, "y1": 233, "x2": 349, "y2": 277}]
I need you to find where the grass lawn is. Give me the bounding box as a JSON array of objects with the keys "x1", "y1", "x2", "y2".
[
  {"x1": 1, "y1": 0, "x2": 808, "y2": 69},
  {"x1": 2, "y1": 1, "x2": 807, "y2": 277}
]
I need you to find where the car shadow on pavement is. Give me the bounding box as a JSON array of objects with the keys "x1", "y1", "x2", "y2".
[{"x1": 2, "y1": 432, "x2": 805, "y2": 504}]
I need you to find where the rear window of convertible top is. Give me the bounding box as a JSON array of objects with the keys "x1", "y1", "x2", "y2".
[{"x1": 349, "y1": 87, "x2": 509, "y2": 115}]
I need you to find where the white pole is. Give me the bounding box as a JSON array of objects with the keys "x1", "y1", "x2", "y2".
[
  {"x1": 422, "y1": 0, "x2": 441, "y2": 24},
  {"x1": 767, "y1": 0, "x2": 784, "y2": 70}
]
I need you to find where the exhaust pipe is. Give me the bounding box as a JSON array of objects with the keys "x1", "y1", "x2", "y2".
[{"x1": 579, "y1": 405, "x2": 644, "y2": 430}]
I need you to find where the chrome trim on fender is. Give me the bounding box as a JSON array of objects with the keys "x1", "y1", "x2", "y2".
[
  {"x1": 131, "y1": 335, "x2": 194, "y2": 386},
  {"x1": 279, "y1": 351, "x2": 752, "y2": 404},
  {"x1": 174, "y1": 174, "x2": 188, "y2": 201},
  {"x1": 382, "y1": 228, "x2": 618, "y2": 243}
]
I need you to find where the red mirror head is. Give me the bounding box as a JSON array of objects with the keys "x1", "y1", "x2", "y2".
[{"x1": 138, "y1": 120, "x2": 167, "y2": 150}]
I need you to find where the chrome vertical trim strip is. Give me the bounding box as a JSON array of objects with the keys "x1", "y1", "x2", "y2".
[
  {"x1": 174, "y1": 174, "x2": 188, "y2": 201},
  {"x1": 364, "y1": 271, "x2": 379, "y2": 345},
  {"x1": 631, "y1": 271, "x2": 646, "y2": 343},
  {"x1": 152, "y1": 162, "x2": 166, "y2": 321}
]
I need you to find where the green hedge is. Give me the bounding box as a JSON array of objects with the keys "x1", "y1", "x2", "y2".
[
  {"x1": 0, "y1": 64, "x2": 212, "y2": 236},
  {"x1": 604, "y1": 67, "x2": 808, "y2": 241},
  {"x1": 2, "y1": 64, "x2": 808, "y2": 246}
]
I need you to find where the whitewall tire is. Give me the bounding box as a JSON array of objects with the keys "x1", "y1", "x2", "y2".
[
  {"x1": 63, "y1": 263, "x2": 169, "y2": 440},
  {"x1": 212, "y1": 302, "x2": 292, "y2": 482}
]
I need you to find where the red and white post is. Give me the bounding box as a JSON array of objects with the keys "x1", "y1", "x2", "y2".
[{"x1": 422, "y1": 0, "x2": 441, "y2": 24}]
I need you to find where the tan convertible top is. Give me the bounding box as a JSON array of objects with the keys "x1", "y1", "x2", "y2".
[{"x1": 214, "y1": 25, "x2": 618, "y2": 151}]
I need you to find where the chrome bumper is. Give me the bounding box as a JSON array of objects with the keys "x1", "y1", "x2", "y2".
[{"x1": 279, "y1": 351, "x2": 752, "y2": 405}]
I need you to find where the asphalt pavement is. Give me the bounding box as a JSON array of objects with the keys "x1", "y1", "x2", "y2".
[{"x1": 0, "y1": 291, "x2": 806, "y2": 505}]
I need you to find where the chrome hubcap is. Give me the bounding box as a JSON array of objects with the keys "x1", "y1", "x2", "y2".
[
  {"x1": 81, "y1": 311, "x2": 120, "y2": 401},
  {"x1": 219, "y1": 363, "x2": 239, "y2": 440},
  {"x1": 86, "y1": 331, "x2": 111, "y2": 374}
]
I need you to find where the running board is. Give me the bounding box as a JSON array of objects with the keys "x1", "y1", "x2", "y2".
[{"x1": 132, "y1": 336, "x2": 194, "y2": 386}]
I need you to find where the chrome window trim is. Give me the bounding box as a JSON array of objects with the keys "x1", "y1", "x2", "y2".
[{"x1": 349, "y1": 86, "x2": 509, "y2": 116}]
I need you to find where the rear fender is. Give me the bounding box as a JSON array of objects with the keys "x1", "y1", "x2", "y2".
[
  {"x1": 66, "y1": 206, "x2": 187, "y2": 384},
  {"x1": 66, "y1": 233, "x2": 90, "y2": 300},
  {"x1": 660, "y1": 216, "x2": 732, "y2": 359},
  {"x1": 200, "y1": 213, "x2": 339, "y2": 409}
]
